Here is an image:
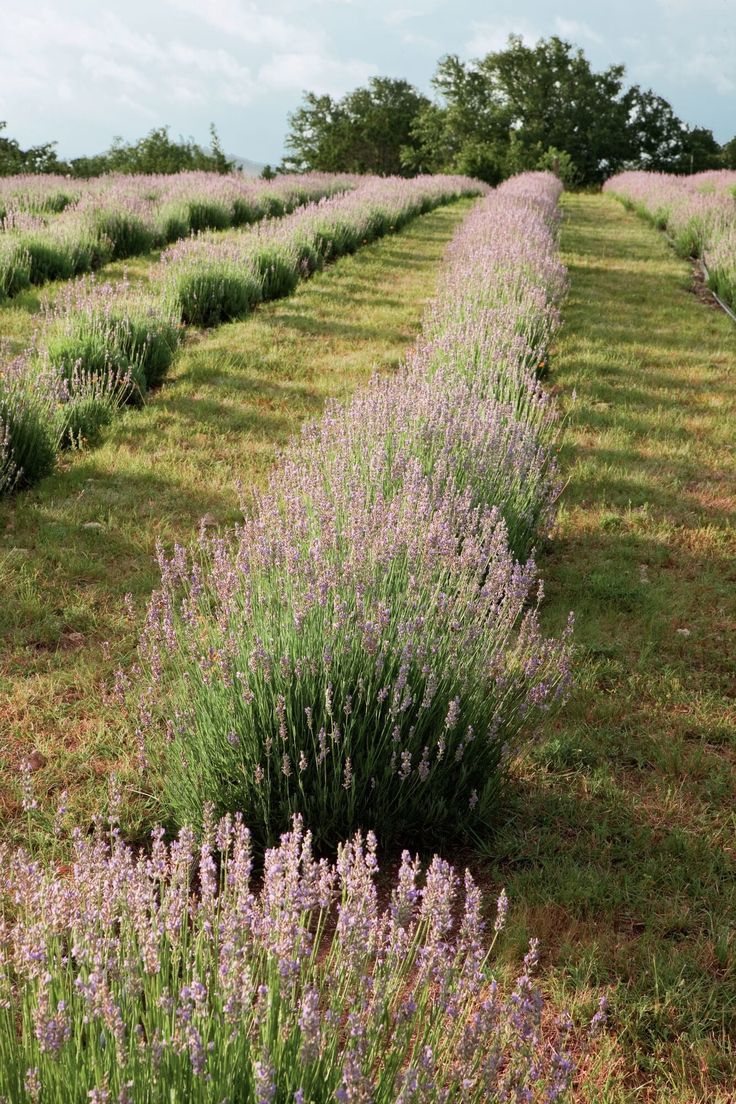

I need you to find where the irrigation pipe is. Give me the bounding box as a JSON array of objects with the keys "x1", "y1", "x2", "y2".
[
  {"x1": 660, "y1": 229, "x2": 736, "y2": 325},
  {"x1": 699, "y1": 259, "x2": 736, "y2": 326}
]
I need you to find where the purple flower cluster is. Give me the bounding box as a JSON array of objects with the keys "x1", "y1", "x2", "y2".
[
  {"x1": 133, "y1": 171, "x2": 573, "y2": 846},
  {"x1": 158, "y1": 174, "x2": 485, "y2": 325},
  {"x1": 0, "y1": 814, "x2": 586, "y2": 1101},
  {"x1": 604, "y1": 170, "x2": 736, "y2": 308},
  {"x1": 1, "y1": 174, "x2": 483, "y2": 496},
  {"x1": 0, "y1": 171, "x2": 363, "y2": 298}
]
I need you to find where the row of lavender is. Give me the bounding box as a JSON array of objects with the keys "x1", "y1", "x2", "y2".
[
  {"x1": 1, "y1": 173, "x2": 598, "y2": 1103},
  {"x1": 604, "y1": 170, "x2": 736, "y2": 309},
  {"x1": 133, "y1": 171, "x2": 572, "y2": 849},
  {"x1": 0, "y1": 175, "x2": 481, "y2": 496},
  {"x1": 0, "y1": 172, "x2": 361, "y2": 300}
]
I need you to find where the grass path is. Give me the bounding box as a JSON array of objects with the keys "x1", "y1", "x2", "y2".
[
  {"x1": 487, "y1": 194, "x2": 736, "y2": 1102},
  {"x1": 0, "y1": 198, "x2": 474, "y2": 837}
]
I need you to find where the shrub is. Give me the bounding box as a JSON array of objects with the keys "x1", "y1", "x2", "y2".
[
  {"x1": 42, "y1": 283, "x2": 182, "y2": 397},
  {"x1": 0, "y1": 239, "x2": 31, "y2": 300},
  {"x1": 0, "y1": 371, "x2": 57, "y2": 491},
  {"x1": 163, "y1": 256, "x2": 263, "y2": 327},
  {"x1": 52, "y1": 364, "x2": 131, "y2": 449},
  {"x1": 87, "y1": 208, "x2": 155, "y2": 260},
  {"x1": 23, "y1": 236, "x2": 76, "y2": 284},
  {"x1": 0, "y1": 813, "x2": 593, "y2": 1103},
  {"x1": 251, "y1": 243, "x2": 301, "y2": 299},
  {"x1": 135, "y1": 174, "x2": 570, "y2": 848},
  {"x1": 184, "y1": 197, "x2": 231, "y2": 233},
  {"x1": 154, "y1": 201, "x2": 190, "y2": 244}
]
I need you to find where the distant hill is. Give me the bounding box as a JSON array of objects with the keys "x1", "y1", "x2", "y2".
[{"x1": 228, "y1": 154, "x2": 268, "y2": 176}]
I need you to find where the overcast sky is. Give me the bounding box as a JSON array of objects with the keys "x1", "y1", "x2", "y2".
[{"x1": 1, "y1": 0, "x2": 734, "y2": 164}]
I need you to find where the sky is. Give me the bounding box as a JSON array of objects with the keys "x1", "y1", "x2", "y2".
[{"x1": 1, "y1": 0, "x2": 734, "y2": 165}]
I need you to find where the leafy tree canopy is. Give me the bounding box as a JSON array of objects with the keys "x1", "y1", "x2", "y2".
[
  {"x1": 0, "y1": 121, "x2": 65, "y2": 176},
  {"x1": 0, "y1": 123, "x2": 233, "y2": 178},
  {"x1": 285, "y1": 36, "x2": 730, "y2": 186},
  {"x1": 68, "y1": 124, "x2": 233, "y2": 177},
  {"x1": 282, "y1": 77, "x2": 430, "y2": 175}
]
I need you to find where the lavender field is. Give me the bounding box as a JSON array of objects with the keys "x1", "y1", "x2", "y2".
[
  {"x1": 604, "y1": 170, "x2": 736, "y2": 309},
  {"x1": 1, "y1": 159, "x2": 735, "y2": 1104}
]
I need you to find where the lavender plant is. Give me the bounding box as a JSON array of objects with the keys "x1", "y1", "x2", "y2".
[
  {"x1": 0, "y1": 175, "x2": 482, "y2": 497},
  {"x1": 0, "y1": 172, "x2": 364, "y2": 297},
  {"x1": 605, "y1": 170, "x2": 736, "y2": 311},
  {"x1": 0, "y1": 813, "x2": 591, "y2": 1102},
  {"x1": 133, "y1": 172, "x2": 572, "y2": 847},
  {"x1": 41, "y1": 276, "x2": 182, "y2": 398},
  {"x1": 0, "y1": 352, "x2": 58, "y2": 492},
  {"x1": 160, "y1": 176, "x2": 483, "y2": 328},
  {"x1": 0, "y1": 237, "x2": 32, "y2": 301}
]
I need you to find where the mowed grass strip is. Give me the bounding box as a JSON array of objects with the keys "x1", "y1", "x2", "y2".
[
  {"x1": 485, "y1": 194, "x2": 736, "y2": 1103},
  {"x1": 0, "y1": 198, "x2": 475, "y2": 839}
]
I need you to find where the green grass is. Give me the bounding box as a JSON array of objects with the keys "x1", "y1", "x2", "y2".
[
  {"x1": 485, "y1": 194, "x2": 736, "y2": 1102},
  {"x1": 0, "y1": 198, "x2": 475, "y2": 837}
]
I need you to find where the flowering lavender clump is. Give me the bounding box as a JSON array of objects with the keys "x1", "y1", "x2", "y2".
[
  {"x1": 133, "y1": 172, "x2": 573, "y2": 847},
  {"x1": 40, "y1": 273, "x2": 182, "y2": 397},
  {"x1": 605, "y1": 169, "x2": 736, "y2": 310},
  {"x1": 0, "y1": 170, "x2": 366, "y2": 298},
  {"x1": 0, "y1": 814, "x2": 587, "y2": 1102},
  {"x1": 1, "y1": 173, "x2": 484, "y2": 499},
  {"x1": 0, "y1": 347, "x2": 58, "y2": 492},
  {"x1": 159, "y1": 175, "x2": 484, "y2": 327}
]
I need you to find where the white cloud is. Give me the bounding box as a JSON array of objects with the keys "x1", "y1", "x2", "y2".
[
  {"x1": 163, "y1": 0, "x2": 325, "y2": 53},
  {"x1": 682, "y1": 46, "x2": 736, "y2": 95},
  {"x1": 258, "y1": 52, "x2": 377, "y2": 95},
  {"x1": 465, "y1": 20, "x2": 538, "y2": 56},
  {"x1": 554, "y1": 18, "x2": 602, "y2": 45}
]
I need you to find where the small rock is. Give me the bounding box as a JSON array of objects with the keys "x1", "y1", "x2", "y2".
[
  {"x1": 27, "y1": 750, "x2": 47, "y2": 772},
  {"x1": 676, "y1": 628, "x2": 691, "y2": 637},
  {"x1": 82, "y1": 522, "x2": 105, "y2": 531}
]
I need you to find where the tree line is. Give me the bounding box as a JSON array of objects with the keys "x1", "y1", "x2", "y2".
[
  {"x1": 282, "y1": 36, "x2": 735, "y2": 185},
  {"x1": 2, "y1": 36, "x2": 735, "y2": 185},
  {"x1": 0, "y1": 123, "x2": 233, "y2": 177}
]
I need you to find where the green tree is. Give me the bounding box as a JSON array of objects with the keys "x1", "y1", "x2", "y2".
[
  {"x1": 283, "y1": 78, "x2": 430, "y2": 175},
  {"x1": 722, "y1": 136, "x2": 736, "y2": 170},
  {"x1": 621, "y1": 87, "x2": 688, "y2": 171},
  {"x1": 474, "y1": 36, "x2": 635, "y2": 184},
  {"x1": 409, "y1": 37, "x2": 698, "y2": 185},
  {"x1": 0, "y1": 121, "x2": 65, "y2": 175},
  {"x1": 403, "y1": 56, "x2": 511, "y2": 182},
  {"x1": 68, "y1": 125, "x2": 234, "y2": 177},
  {"x1": 675, "y1": 126, "x2": 723, "y2": 173}
]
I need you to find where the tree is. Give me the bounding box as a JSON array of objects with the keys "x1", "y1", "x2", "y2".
[
  {"x1": 675, "y1": 126, "x2": 723, "y2": 173},
  {"x1": 283, "y1": 78, "x2": 430, "y2": 175},
  {"x1": 68, "y1": 125, "x2": 234, "y2": 177},
  {"x1": 403, "y1": 56, "x2": 511, "y2": 182},
  {"x1": 623, "y1": 88, "x2": 688, "y2": 172},
  {"x1": 0, "y1": 122, "x2": 65, "y2": 175},
  {"x1": 404, "y1": 37, "x2": 707, "y2": 185},
  {"x1": 723, "y1": 136, "x2": 736, "y2": 170}
]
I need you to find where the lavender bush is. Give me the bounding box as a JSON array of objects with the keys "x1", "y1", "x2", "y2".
[
  {"x1": 133, "y1": 172, "x2": 572, "y2": 847},
  {"x1": 41, "y1": 276, "x2": 182, "y2": 398},
  {"x1": 604, "y1": 170, "x2": 736, "y2": 310},
  {"x1": 0, "y1": 812, "x2": 591, "y2": 1102},
  {"x1": 0, "y1": 350, "x2": 58, "y2": 492},
  {"x1": 0, "y1": 174, "x2": 482, "y2": 497},
  {"x1": 0, "y1": 172, "x2": 363, "y2": 298},
  {"x1": 159, "y1": 176, "x2": 483, "y2": 327}
]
